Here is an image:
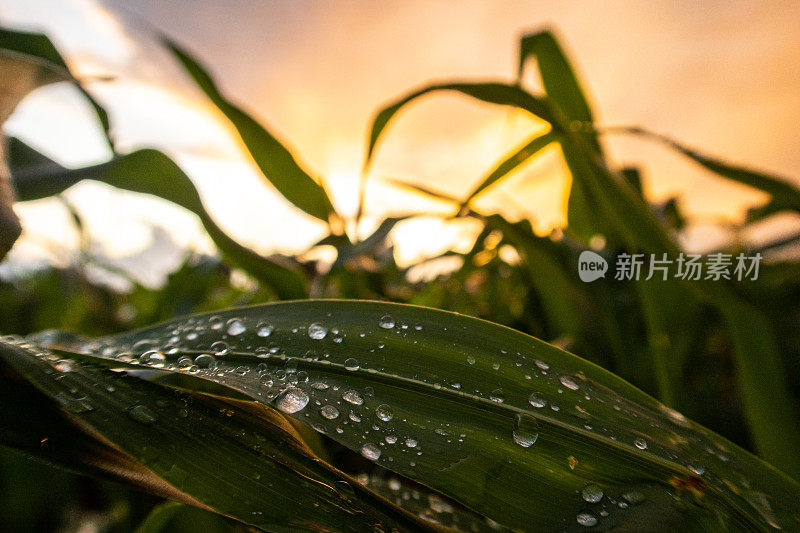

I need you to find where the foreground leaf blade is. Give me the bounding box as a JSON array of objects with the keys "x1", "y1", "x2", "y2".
[
  {"x1": 61, "y1": 300, "x2": 800, "y2": 531},
  {"x1": 0, "y1": 338, "x2": 439, "y2": 533}
]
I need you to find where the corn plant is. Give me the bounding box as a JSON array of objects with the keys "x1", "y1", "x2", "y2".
[{"x1": 2, "y1": 23, "x2": 800, "y2": 532}]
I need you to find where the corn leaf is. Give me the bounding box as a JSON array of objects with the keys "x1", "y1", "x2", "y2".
[
  {"x1": 28, "y1": 300, "x2": 800, "y2": 532},
  {"x1": 8, "y1": 139, "x2": 307, "y2": 299},
  {"x1": 163, "y1": 39, "x2": 336, "y2": 224}
]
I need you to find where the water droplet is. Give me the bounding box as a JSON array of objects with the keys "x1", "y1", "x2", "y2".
[
  {"x1": 513, "y1": 413, "x2": 539, "y2": 448},
  {"x1": 576, "y1": 512, "x2": 598, "y2": 527},
  {"x1": 344, "y1": 358, "x2": 360, "y2": 371},
  {"x1": 466, "y1": 355, "x2": 476, "y2": 365},
  {"x1": 385, "y1": 435, "x2": 397, "y2": 444},
  {"x1": 226, "y1": 318, "x2": 246, "y2": 336},
  {"x1": 634, "y1": 438, "x2": 648, "y2": 450},
  {"x1": 139, "y1": 350, "x2": 166, "y2": 367},
  {"x1": 361, "y1": 443, "x2": 381, "y2": 461},
  {"x1": 405, "y1": 438, "x2": 418, "y2": 448},
  {"x1": 308, "y1": 323, "x2": 327, "y2": 340},
  {"x1": 622, "y1": 490, "x2": 646, "y2": 505},
  {"x1": 581, "y1": 484, "x2": 604, "y2": 503},
  {"x1": 54, "y1": 360, "x2": 73, "y2": 372},
  {"x1": 342, "y1": 390, "x2": 363, "y2": 405},
  {"x1": 376, "y1": 404, "x2": 393, "y2": 421},
  {"x1": 256, "y1": 323, "x2": 274, "y2": 337},
  {"x1": 535, "y1": 359, "x2": 550, "y2": 370},
  {"x1": 211, "y1": 341, "x2": 229, "y2": 356},
  {"x1": 492, "y1": 362, "x2": 501, "y2": 370},
  {"x1": 489, "y1": 389, "x2": 505, "y2": 403},
  {"x1": 560, "y1": 375, "x2": 579, "y2": 390},
  {"x1": 128, "y1": 405, "x2": 157, "y2": 424},
  {"x1": 275, "y1": 387, "x2": 309, "y2": 413},
  {"x1": 320, "y1": 405, "x2": 340, "y2": 419},
  {"x1": 529, "y1": 393, "x2": 546, "y2": 408},
  {"x1": 379, "y1": 315, "x2": 395, "y2": 329},
  {"x1": 55, "y1": 391, "x2": 93, "y2": 413},
  {"x1": 209, "y1": 316, "x2": 224, "y2": 330},
  {"x1": 689, "y1": 465, "x2": 705, "y2": 475},
  {"x1": 311, "y1": 381, "x2": 329, "y2": 390},
  {"x1": 194, "y1": 354, "x2": 217, "y2": 369}
]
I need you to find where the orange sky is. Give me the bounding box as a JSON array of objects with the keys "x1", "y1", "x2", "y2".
[{"x1": 2, "y1": 0, "x2": 799, "y2": 276}]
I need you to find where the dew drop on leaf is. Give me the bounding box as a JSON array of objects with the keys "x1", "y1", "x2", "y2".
[
  {"x1": 634, "y1": 438, "x2": 648, "y2": 450},
  {"x1": 385, "y1": 435, "x2": 397, "y2": 444},
  {"x1": 275, "y1": 387, "x2": 309, "y2": 414},
  {"x1": 405, "y1": 438, "x2": 418, "y2": 448},
  {"x1": 513, "y1": 413, "x2": 539, "y2": 448},
  {"x1": 139, "y1": 350, "x2": 166, "y2": 367},
  {"x1": 194, "y1": 354, "x2": 217, "y2": 369},
  {"x1": 361, "y1": 443, "x2": 381, "y2": 461},
  {"x1": 622, "y1": 490, "x2": 646, "y2": 505},
  {"x1": 308, "y1": 323, "x2": 328, "y2": 340},
  {"x1": 320, "y1": 405, "x2": 340, "y2": 419},
  {"x1": 342, "y1": 390, "x2": 363, "y2": 405},
  {"x1": 576, "y1": 512, "x2": 598, "y2": 527},
  {"x1": 489, "y1": 389, "x2": 505, "y2": 403},
  {"x1": 529, "y1": 393, "x2": 546, "y2": 408},
  {"x1": 581, "y1": 484, "x2": 604, "y2": 503},
  {"x1": 256, "y1": 323, "x2": 274, "y2": 337},
  {"x1": 210, "y1": 341, "x2": 229, "y2": 356},
  {"x1": 128, "y1": 405, "x2": 158, "y2": 425},
  {"x1": 376, "y1": 404, "x2": 393, "y2": 421},
  {"x1": 226, "y1": 318, "x2": 246, "y2": 336},
  {"x1": 54, "y1": 360, "x2": 73, "y2": 372},
  {"x1": 559, "y1": 375, "x2": 579, "y2": 390},
  {"x1": 344, "y1": 358, "x2": 360, "y2": 371},
  {"x1": 379, "y1": 315, "x2": 395, "y2": 329}
]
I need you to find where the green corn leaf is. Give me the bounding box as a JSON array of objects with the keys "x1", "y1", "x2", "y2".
[
  {"x1": 28, "y1": 300, "x2": 800, "y2": 532},
  {"x1": 8, "y1": 139, "x2": 307, "y2": 299},
  {"x1": 461, "y1": 129, "x2": 557, "y2": 208},
  {"x1": 365, "y1": 82, "x2": 558, "y2": 168},
  {"x1": 0, "y1": 337, "x2": 438, "y2": 533},
  {"x1": 616, "y1": 127, "x2": 800, "y2": 217},
  {"x1": 0, "y1": 26, "x2": 114, "y2": 151},
  {"x1": 518, "y1": 30, "x2": 602, "y2": 155},
  {"x1": 163, "y1": 39, "x2": 336, "y2": 224}
]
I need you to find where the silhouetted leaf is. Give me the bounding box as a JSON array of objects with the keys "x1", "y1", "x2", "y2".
[{"x1": 164, "y1": 39, "x2": 336, "y2": 224}]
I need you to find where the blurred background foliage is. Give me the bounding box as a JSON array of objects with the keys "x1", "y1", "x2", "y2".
[{"x1": 1, "y1": 10, "x2": 800, "y2": 533}]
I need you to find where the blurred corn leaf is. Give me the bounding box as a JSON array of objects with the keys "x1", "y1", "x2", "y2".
[
  {"x1": 0, "y1": 26, "x2": 114, "y2": 150},
  {"x1": 163, "y1": 39, "x2": 337, "y2": 226},
  {"x1": 612, "y1": 127, "x2": 800, "y2": 222},
  {"x1": 518, "y1": 29, "x2": 601, "y2": 156},
  {"x1": 8, "y1": 138, "x2": 307, "y2": 299},
  {"x1": 460, "y1": 130, "x2": 557, "y2": 209},
  {"x1": 15, "y1": 300, "x2": 800, "y2": 531},
  {"x1": 0, "y1": 337, "x2": 436, "y2": 533},
  {"x1": 0, "y1": 25, "x2": 113, "y2": 260}
]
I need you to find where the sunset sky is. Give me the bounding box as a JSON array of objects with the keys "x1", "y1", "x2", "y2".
[{"x1": 2, "y1": 0, "x2": 799, "y2": 282}]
